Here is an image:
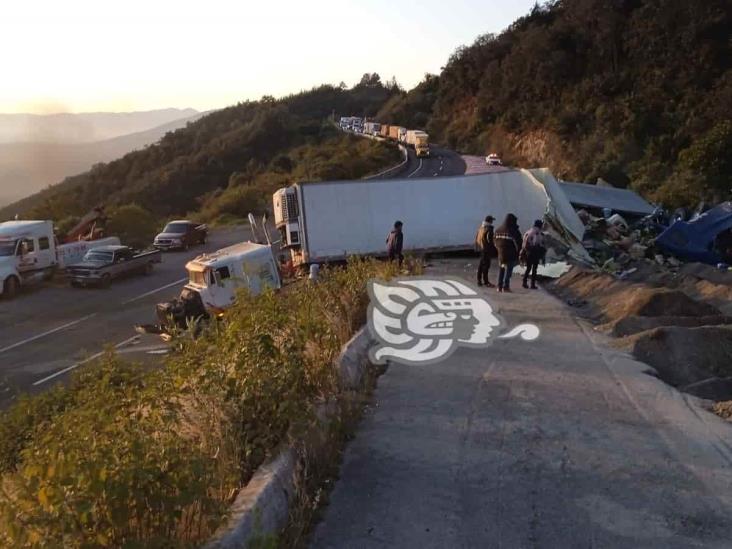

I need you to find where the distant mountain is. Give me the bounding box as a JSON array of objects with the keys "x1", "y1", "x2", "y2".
[
  {"x1": 0, "y1": 112, "x2": 203, "y2": 208},
  {"x1": 0, "y1": 108, "x2": 199, "y2": 144},
  {"x1": 0, "y1": 83, "x2": 400, "y2": 222}
]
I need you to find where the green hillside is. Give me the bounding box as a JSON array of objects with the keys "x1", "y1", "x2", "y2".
[
  {"x1": 378, "y1": 0, "x2": 731, "y2": 207},
  {"x1": 0, "y1": 80, "x2": 400, "y2": 224}
]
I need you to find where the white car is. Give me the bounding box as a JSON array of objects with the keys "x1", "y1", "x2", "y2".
[{"x1": 486, "y1": 154, "x2": 502, "y2": 166}]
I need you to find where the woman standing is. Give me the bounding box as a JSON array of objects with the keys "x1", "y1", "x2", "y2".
[{"x1": 494, "y1": 213, "x2": 522, "y2": 293}]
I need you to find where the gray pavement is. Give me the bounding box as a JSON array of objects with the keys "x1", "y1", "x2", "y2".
[
  {"x1": 311, "y1": 258, "x2": 732, "y2": 548},
  {"x1": 375, "y1": 146, "x2": 466, "y2": 180},
  {"x1": 0, "y1": 225, "x2": 253, "y2": 407}
]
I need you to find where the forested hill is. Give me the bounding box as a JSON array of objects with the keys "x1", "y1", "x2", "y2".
[
  {"x1": 378, "y1": 0, "x2": 731, "y2": 207},
  {"x1": 0, "y1": 77, "x2": 399, "y2": 223}
]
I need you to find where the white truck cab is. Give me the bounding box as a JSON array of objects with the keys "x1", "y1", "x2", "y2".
[
  {"x1": 184, "y1": 241, "x2": 281, "y2": 313},
  {"x1": 0, "y1": 221, "x2": 58, "y2": 296},
  {"x1": 0, "y1": 219, "x2": 121, "y2": 298}
]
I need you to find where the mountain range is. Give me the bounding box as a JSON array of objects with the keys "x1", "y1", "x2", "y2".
[{"x1": 0, "y1": 109, "x2": 201, "y2": 208}]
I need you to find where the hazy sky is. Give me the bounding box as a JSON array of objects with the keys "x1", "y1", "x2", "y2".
[{"x1": 1, "y1": 0, "x2": 537, "y2": 114}]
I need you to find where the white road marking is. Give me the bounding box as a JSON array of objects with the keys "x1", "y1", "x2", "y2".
[
  {"x1": 0, "y1": 313, "x2": 97, "y2": 355},
  {"x1": 122, "y1": 277, "x2": 187, "y2": 305},
  {"x1": 32, "y1": 334, "x2": 140, "y2": 386},
  {"x1": 407, "y1": 158, "x2": 423, "y2": 178}
]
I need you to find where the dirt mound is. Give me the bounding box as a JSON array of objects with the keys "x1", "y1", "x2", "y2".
[
  {"x1": 619, "y1": 326, "x2": 732, "y2": 387},
  {"x1": 602, "y1": 315, "x2": 732, "y2": 337},
  {"x1": 552, "y1": 268, "x2": 721, "y2": 322},
  {"x1": 604, "y1": 287, "x2": 720, "y2": 320},
  {"x1": 553, "y1": 267, "x2": 732, "y2": 401}
]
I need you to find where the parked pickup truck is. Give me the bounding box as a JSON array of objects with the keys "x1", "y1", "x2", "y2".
[
  {"x1": 153, "y1": 220, "x2": 207, "y2": 251},
  {"x1": 66, "y1": 245, "x2": 161, "y2": 287}
]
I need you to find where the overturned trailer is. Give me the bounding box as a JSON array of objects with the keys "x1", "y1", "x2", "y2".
[{"x1": 273, "y1": 168, "x2": 589, "y2": 266}]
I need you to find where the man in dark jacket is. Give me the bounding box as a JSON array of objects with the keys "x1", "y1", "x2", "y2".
[
  {"x1": 386, "y1": 220, "x2": 404, "y2": 266},
  {"x1": 475, "y1": 215, "x2": 496, "y2": 287},
  {"x1": 521, "y1": 219, "x2": 546, "y2": 289},
  {"x1": 494, "y1": 213, "x2": 522, "y2": 292}
]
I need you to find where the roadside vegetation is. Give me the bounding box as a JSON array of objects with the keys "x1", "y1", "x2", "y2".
[
  {"x1": 0, "y1": 259, "x2": 400, "y2": 547},
  {"x1": 378, "y1": 0, "x2": 731, "y2": 207}
]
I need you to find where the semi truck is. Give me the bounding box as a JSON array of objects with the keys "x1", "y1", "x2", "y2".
[
  {"x1": 388, "y1": 126, "x2": 404, "y2": 142},
  {"x1": 364, "y1": 122, "x2": 381, "y2": 136},
  {"x1": 0, "y1": 220, "x2": 119, "y2": 298},
  {"x1": 272, "y1": 169, "x2": 585, "y2": 267},
  {"x1": 379, "y1": 125, "x2": 391, "y2": 139},
  {"x1": 406, "y1": 130, "x2": 430, "y2": 158}
]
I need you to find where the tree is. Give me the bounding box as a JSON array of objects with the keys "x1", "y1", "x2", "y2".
[
  {"x1": 678, "y1": 121, "x2": 732, "y2": 201},
  {"x1": 106, "y1": 204, "x2": 159, "y2": 249},
  {"x1": 357, "y1": 73, "x2": 382, "y2": 88}
]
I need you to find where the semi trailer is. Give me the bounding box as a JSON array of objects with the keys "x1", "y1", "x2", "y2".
[
  {"x1": 406, "y1": 130, "x2": 430, "y2": 157},
  {"x1": 273, "y1": 169, "x2": 585, "y2": 267}
]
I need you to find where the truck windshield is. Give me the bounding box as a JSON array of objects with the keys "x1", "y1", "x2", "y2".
[
  {"x1": 84, "y1": 250, "x2": 114, "y2": 262},
  {"x1": 164, "y1": 223, "x2": 189, "y2": 233},
  {"x1": 189, "y1": 269, "x2": 208, "y2": 286},
  {"x1": 0, "y1": 241, "x2": 16, "y2": 256}
]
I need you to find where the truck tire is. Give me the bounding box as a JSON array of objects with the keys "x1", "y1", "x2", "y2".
[
  {"x1": 3, "y1": 276, "x2": 20, "y2": 298},
  {"x1": 100, "y1": 274, "x2": 112, "y2": 288}
]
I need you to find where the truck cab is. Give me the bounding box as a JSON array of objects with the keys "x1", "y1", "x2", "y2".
[
  {"x1": 0, "y1": 220, "x2": 58, "y2": 297},
  {"x1": 184, "y1": 242, "x2": 281, "y2": 313}
]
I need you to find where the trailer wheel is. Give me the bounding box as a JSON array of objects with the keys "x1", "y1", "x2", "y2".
[
  {"x1": 3, "y1": 276, "x2": 19, "y2": 298},
  {"x1": 100, "y1": 274, "x2": 112, "y2": 288}
]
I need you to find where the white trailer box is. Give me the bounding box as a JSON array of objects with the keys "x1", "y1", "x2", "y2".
[{"x1": 273, "y1": 169, "x2": 586, "y2": 266}]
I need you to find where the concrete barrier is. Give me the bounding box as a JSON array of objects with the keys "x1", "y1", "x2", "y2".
[{"x1": 205, "y1": 327, "x2": 375, "y2": 548}]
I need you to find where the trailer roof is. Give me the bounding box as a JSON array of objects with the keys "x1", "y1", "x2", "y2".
[
  {"x1": 189, "y1": 241, "x2": 270, "y2": 267},
  {"x1": 559, "y1": 181, "x2": 655, "y2": 215},
  {"x1": 0, "y1": 220, "x2": 51, "y2": 237}
]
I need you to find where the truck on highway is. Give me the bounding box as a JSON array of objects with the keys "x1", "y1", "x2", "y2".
[
  {"x1": 0, "y1": 220, "x2": 120, "y2": 298},
  {"x1": 153, "y1": 220, "x2": 207, "y2": 251},
  {"x1": 406, "y1": 130, "x2": 430, "y2": 157},
  {"x1": 272, "y1": 169, "x2": 586, "y2": 267},
  {"x1": 143, "y1": 240, "x2": 281, "y2": 337},
  {"x1": 66, "y1": 245, "x2": 162, "y2": 288},
  {"x1": 364, "y1": 122, "x2": 381, "y2": 136},
  {"x1": 388, "y1": 126, "x2": 404, "y2": 141},
  {"x1": 379, "y1": 125, "x2": 390, "y2": 139}
]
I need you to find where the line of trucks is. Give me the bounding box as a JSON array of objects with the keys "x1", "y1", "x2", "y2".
[{"x1": 339, "y1": 116, "x2": 430, "y2": 158}]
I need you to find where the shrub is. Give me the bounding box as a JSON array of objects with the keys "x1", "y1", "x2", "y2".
[
  {"x1": 106, "y1": 203, "x2": 159, "y2": 249},
  {"x1": 0, "y1": 258, "x2": 400, "y2": 547}
]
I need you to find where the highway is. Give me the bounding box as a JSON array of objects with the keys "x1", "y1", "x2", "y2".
[
  {"x1": 0, "y1": 141, "x2": 465, "y2": 408},
  {"x1": 0, "y1": 226, "x2": 250, "y2": 408},
  {"x1": 372, "y1": 144, "x2": 466, "y2": 179}
]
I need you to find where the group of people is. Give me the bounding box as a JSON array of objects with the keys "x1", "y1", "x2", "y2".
[
  {"x1": 385, "y1": 213, "x2": 546, "y2": 292},
  {"x1": 475, "y1": 213, "x2": 546, "y2": 292}
]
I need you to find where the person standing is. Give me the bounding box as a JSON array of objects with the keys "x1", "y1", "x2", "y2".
[
  {"x1": 494, "y1": 213, "x2": 522, "y2": 293},
  {"x1": 386, "y1": 220, "x2": 404, "y2": 266},
  {"x1": 475, "y1": 215, "x2": 496, "y2": 287},
  {"x1": 521, "y1": 219, "x2": 546, "y2": 289}
]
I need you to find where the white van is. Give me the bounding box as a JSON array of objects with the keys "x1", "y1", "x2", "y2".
[{"x1": 184, "y1": 241, "x2": 281, "y2": 312}]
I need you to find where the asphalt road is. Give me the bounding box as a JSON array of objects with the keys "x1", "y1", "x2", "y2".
[
  {"x1": 0, "y1": 225, "x2": 251, "y2": 407},
  {"x1": 311, "y1": 258, "x2": 732, "y2": 548},
  {"x1": 375, "y1": 145, "x2": 466, "y2": 179}
]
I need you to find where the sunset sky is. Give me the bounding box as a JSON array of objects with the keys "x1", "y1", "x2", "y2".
[{"x1": 1, "y1": 0, "x2": 537, "y2": 114}]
